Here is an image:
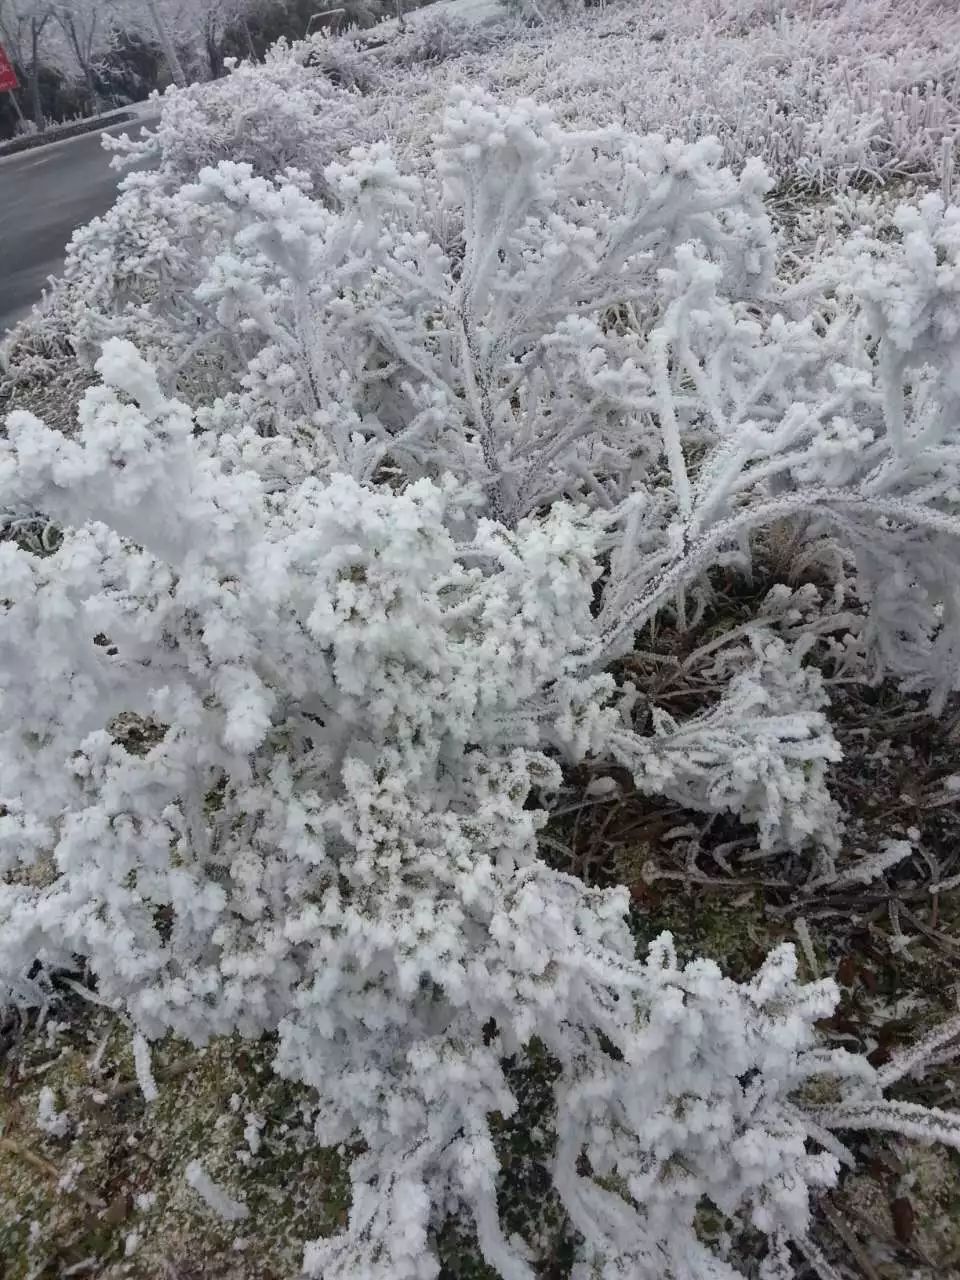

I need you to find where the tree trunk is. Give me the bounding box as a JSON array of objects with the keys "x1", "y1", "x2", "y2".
[
  {"x1": 29, "y1": 14, "x2": 45, "y2": 133},
  {"x1": 204, "y1": 16, "x2": 223, "y2": 80},
  {"x1": 81, "y1": 60, "x2": 99, "y2": 115},
  {"x1": 62, "y1": 15, "x2": 100, "y2": 116},
  {"x1": 240, "y1": 16, "x2": 257, "y2": 62},
  {"x1": 144, "y1": 0, "x2": 186, "y2": 87}
]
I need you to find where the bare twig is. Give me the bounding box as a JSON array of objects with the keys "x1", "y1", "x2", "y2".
[
  {"x1": 0, "y1": 1137, "x2": 104, "y2": 1210},
  {"x1": 821, "y1": 1196, "x2": 883, "y2": 1280}
]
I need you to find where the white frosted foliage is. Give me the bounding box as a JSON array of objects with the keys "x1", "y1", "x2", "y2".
[{"x1": 3, "y1": 76, "x2": 960, "y2": 1280}]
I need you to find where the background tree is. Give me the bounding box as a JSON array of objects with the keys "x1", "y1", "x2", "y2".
[
  {"x1": 0, "y1": 0, "x2": 56, "y2": 130},
  {"x1": 52, "y1": 0, "x2": 103, "y2": 113}
]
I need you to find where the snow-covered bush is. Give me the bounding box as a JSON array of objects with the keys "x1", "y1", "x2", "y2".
[
  {"x1": 48, "y1": 85, "x2": 777, "y2": 446},
  {"x1": 22, "y1": 0, "x2": 960, "y2": 388},
  {"x1": 174, "y1": 90, "x2": 776, "y2": 506},
  {"x1": 3, "y1": 338, "x2": 960, "y2": 1280},
  {"x1": 22, "y1": 53, "x2": 372, "y2": 373},
  {"x1": 476, "y1": 0, "x2": 960, "y2": 190},
  {"x1": 64, "y1": 87, "x2": 960, "y2": 719},
  {"x1": 382, "y1": 10, "x2": 514, "y2": 66},
  {"x1": 500, "y1": 0, "x2": 586, "y2": 23},
  {"x1": 6, "y1": 74, "x2": 960, "y2": 1277},
  {"x1": 105, "y1": 49, "x2": 368, "y2": 188}
]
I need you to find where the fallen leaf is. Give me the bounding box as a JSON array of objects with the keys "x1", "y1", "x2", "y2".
[
  {"x1": 103, "y1": 1191, "x2": 131, "y2": 1226},
  {"x1": 891, "y1": 1195, "x2": 914, "y2": 1244}
]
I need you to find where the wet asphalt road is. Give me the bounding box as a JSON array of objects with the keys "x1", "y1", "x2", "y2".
[{"x1": 0, "y1": 118, "x2": 156, "y2": 336}]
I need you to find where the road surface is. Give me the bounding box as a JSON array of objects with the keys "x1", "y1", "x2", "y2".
[{"x1": 0, "y1": 119, "x2": 156, "y2": 337}]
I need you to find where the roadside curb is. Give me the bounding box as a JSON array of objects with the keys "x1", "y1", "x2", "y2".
[{"x1": 0, "y1": 111, "x2": 137, "y2": 161}]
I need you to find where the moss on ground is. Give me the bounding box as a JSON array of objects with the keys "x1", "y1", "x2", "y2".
[{"x1": 0, "y1": 1007, "x2": 349, "y2": 1279}]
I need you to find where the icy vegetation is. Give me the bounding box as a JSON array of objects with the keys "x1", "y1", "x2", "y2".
[{"x1": 3, "y1": 2, "x2": 960, "y2": 1278}]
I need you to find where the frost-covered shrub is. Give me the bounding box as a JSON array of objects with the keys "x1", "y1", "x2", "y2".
[
  {"x1": 15, "y1": 85, "x2": 960, "y2": 842},
  {"x1": 470, "y1": 0, "x2": 960, "y2": 190},
  {"x1": 24, "y1": 0, "x2": 960, "y2": 388},
  {"x1": 7, "y1": 50, "x2": 960, "y2": 1280},
  {"x1": 4, "y1": 341, "x2": 960, "y2": 1280},
  {"x1": 382, "y1": 11, "x2": 514, "y2": 66},
  {"x1": 170, "y1": 91, "x2": 774, "y2": 512},
  {"x1": 620, "y1": 633, "x2": 843, "y2": 861},
  {"x1": 49, "y1": 87, "x2": 777, "y2": 453},
  {"x1": 105, "y1": 51, "x2": 368, "y2": 187},
  {"x1": 293, "y1": 30, "x2": 390, "y2": 94},
  {"x1": 79, "y1": 87, "x2": 960, "y2": 721},
  {"x1": 25, "y1": 47, "x2": 378, "y2": 373},
  {"x1": 500, "y1": 0, "x2": 586, "y2": 23}
]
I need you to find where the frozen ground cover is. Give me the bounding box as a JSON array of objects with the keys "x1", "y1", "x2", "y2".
[{"x1": 2, "y1": 2, "x2": 960, "y2": 1278}]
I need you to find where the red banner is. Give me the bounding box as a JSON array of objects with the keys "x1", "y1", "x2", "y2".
[{"x1": 0, "y1": 44, "x2": 18, "y2": 94}]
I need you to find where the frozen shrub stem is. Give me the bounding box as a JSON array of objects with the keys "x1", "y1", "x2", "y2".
[{"x1": 4, "y1": 80, "x2": 960, "y2": 1280}]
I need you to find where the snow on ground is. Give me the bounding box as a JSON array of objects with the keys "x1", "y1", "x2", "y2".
[{"x1": 366, "y1": 0, "x2": 505, "y2": 38}]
